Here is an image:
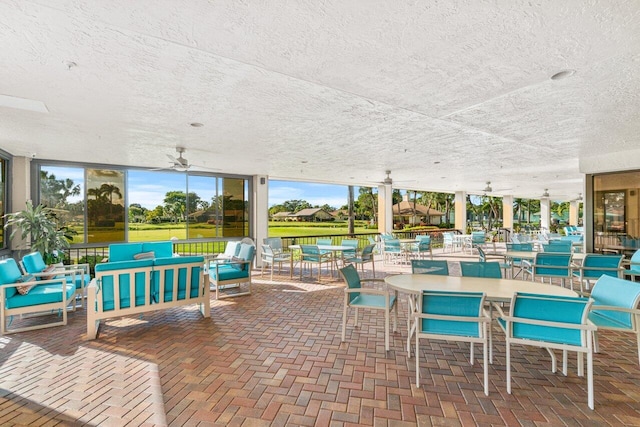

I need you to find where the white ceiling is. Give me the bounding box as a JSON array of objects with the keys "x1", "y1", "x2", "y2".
[{"x1": 1, "y1": 0, "x2": 640, "y2": 200}]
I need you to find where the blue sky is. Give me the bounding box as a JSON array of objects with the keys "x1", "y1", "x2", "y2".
[{"x1": 268, "y1": 180, "x2": 361, "y2": 208}]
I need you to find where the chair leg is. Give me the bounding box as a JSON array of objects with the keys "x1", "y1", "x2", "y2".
[
  {"x1": 506, "y1": 341, "x2": 512, "y2": 394},
  {"x1": 342, "y1": 300, "x2": 348, "y2": 343},
  {"x1": 415, "y1": 333, "x2": 420, "y2": 387}
]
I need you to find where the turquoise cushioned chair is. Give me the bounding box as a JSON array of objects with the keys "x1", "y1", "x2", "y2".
[
  {"x1": 299, "y1": 245, "x2": 332, "y2": 282},
  {"x1": 415, "y1": 291, "x2": 491, "y2": 395},
  {"x1": 460, "y1": 261, "x2": 502, "y2": 278},
  {"x1": 209, "y1": 243, "x2": 255, "y2": 299},
  {"x1": 496, "y1": 292, "x2": 596, "y2": 409},
  {"x1": 0, "y1": 258, "x2": 75, "y2": 334},
  {"x1": 528, "y1": 253, "x2": 573, "y2": 288},
  {"x1": 339, "y1": 264, "x2": 397, "y2": 352},
  {"x1": 22, "y1": 251, "x2": 91, "y2": 307},
  {"x1": 588, "y1": 275, "x2": 640, "y2": 365},
  {"x1": 411, "y1": 259, "x2": 448, "y2": 275},
  {"x1": 343, "y1": 243, "x2": 376, "y2": 277},
  {"x1": 572, "y1": 254, "x2": 623, "y2": 293}
]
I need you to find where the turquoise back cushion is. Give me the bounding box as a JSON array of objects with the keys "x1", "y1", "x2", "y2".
[
  {"x1": 590, "y1": 275, "x2": 640, "y2": 329},
  {"x1": 421, "y1": 291, "x2": 484, "y2": 337},
  {"x1": 142, "y1": 241, "x2": 174, "y2": 259},
  {"x1": 109, "y1": 243, "x2": 144, "y2": 262},
  {"x1": 95, "y1": 259, "x2": 153, "y2": 311},
  {"x1": 152, "y1": 256, "x2": 204, "y2": 302},
  {"x1": 22, "y1": 252, "x2": 47, "y2": 274},
  {"x1": 512, "y1": 293, "x2": 589, "y2": 346},
  {"x1": 0, "y1": 258, "x2": 23, "y2": 299}
]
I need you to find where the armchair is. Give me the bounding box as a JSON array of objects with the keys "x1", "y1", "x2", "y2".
[
  {"x1": 260, "y1": 244, "x2": 292, "y2": 280},
  {"x1": 496, "y1": 292, "x2": 596, "y2": 409},
  {"x1": 339, "y1": 264, "x2": 397, "y2": 352}
]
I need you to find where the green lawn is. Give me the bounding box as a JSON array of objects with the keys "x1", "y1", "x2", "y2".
[{"x1": 68, "y1": 221, "x2": 375, "y2": 243}]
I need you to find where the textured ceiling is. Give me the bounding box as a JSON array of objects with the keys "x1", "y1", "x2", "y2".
[{"x1": 1, "y1": 0, "x2": 640, "y2": 199}]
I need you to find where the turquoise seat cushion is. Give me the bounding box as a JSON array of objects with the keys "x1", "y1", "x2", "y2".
[
  {"x1": 0, "y1": 258, "x2": 24, "y2": 299},
  {"x1": 152, "y1": 256, "x2": 204, "y2": 302},
  {"x1": 210, "y1": 264, "x2": 249, "y2": 281},
  {"x1": 142, "y1": 241, "x2": 174, "y2": 259},
  {"x1": 6, "y1": 281, "x2": 75, "y2": 309},
  {"x1": 66, "y1": 273, "x2": 91, "y2": 290},
  {"x1": 22, "y1": 252, "x2": 47, "y2": 274},
  {"x1": 109, "y1": 243, "x2": 144, "y2": 262},
  {"x1": 95, "y1": 259, "x2": 153, "y2": 311}
]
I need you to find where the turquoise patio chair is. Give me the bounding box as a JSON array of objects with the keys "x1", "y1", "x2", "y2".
[
  {"x1": 339, "y1": 264, "x2": 398, "y2": 352},
  {"x1": 415, "y1": 290, "x2": 491, "y2": 395},
  {"x1": 495, "y1": 292, "x2": 596, "y2": 409},
  {"x1": 383, "y1": 239, "x2": 404, "y2": 264},
  {"x1": 624, "y1": 249, "x2": 640, "y2": 281},
  {"x1": 263, "y1": 237, "x2": 286, "y2": 254},
  {"x1": 411, "y1": 259, "x2": 448, "y2": 275},
  {"x1": 340, "y1": 238, "x2": 359, "y2": 261},
  {"x1": 260, "y1": 244, "x2": 292, "y2": 280},
  {"x1": 299, "y1": 245, "x2": 332, "y2": 282},
  {"x1": 21, "y1": 251, "x2": 90, "y2": 308},
  {"x1": 477, "y1": 247, "x2": 510, "y2": 278},
  {"x1": 408, "y1": 235, "x2": 433, "y2": 260},
  {"x1": 442, "y1": 232, "x2": 455, "y2": 253},
  {"x1": 588, "y1": 275, "x2": 640, "y2": 365},
  {"x1": 344, "y1": 243, "x2": 376, "y2": 277},
  {"x1": 572, "y1": 254, "x2": 623, "y2": 294},
  {"x1": 505, "y1": 243, "x2": 534, "y2": 279},
  {"x1": 542, "y1": 241, "x2": 573, "y2": 253},
  {"x1": 460, "y1": 261, "x2": 502, "y2": 279},
  {"x1": 527, "y1": 253, "x2": 573, "y2": 288},
  {"x1": 466, "y1": 231, "x2": 486, "y2": 254}
]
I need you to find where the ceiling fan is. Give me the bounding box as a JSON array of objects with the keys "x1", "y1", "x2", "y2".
[
  {"x1": 375, "y1": 170, "x2": 415, "y2": 186},
  {"x1": 473, "y1": 181, "x2": 512, "y2": 195},
  {"x1": 153, "y1": 147, "x2": 219, "y2": 172}
]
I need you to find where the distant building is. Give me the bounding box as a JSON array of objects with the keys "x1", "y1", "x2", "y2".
[
  {"x1": 290, "y1": 208, "x2": 334, "y2": 222},
  {"x1": 271, "y1": 211, "x2": 292, "y2": 221}
]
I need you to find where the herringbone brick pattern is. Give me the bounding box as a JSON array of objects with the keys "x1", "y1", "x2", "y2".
[{"x1": 1, "y1": 259, "x2": 640, "y2": 426}]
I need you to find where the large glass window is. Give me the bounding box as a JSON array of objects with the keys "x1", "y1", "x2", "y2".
[
  {"x1": 592, "y1": 171, "x2": 640, "y2": 252},
  {"x1": 87, "y1": 169, "x2": 125, "y2": 243},
  {"x1": 39, "y1": 165, "x2": 85, "y2": 244},
  {"x1": 37, "y1": 162, "x2": 251, "y2": 244}
]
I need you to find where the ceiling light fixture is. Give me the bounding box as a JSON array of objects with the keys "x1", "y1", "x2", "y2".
[
  {"x1": 551, "y1": 69, "x2": 576, "y2": 80},
  {"x1": 542, "y1": 189, "x2": 550, "y2": 198},
  {"x1": 576, "y1": 193, "x2": 583, "y2": 201},
  {"x1": 190, "y1": 122, "x2": 204, "y2": 127}
]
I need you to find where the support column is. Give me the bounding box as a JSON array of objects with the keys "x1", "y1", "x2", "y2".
[
  {"x1": 454, "y1": 191, "x2": 467, "y2": 232},
  {"x1": 569, "y1": 200, "x2": 579, "y2": 226},
  {"x1": 253, "y1": 175, "x2": 269, "y2": 267},
  {"x1": 502, "y1": 195, "x2": 514, "y2": 231},
  {"x1": 540, "y1": 198, "x2": 551, "y2": 231},
  {"x1": 10, "y1": 156, "x2": 31, "y2": 251},
  {"x1": 378, "y1": 184, "x2": 393, "y2": 235}
]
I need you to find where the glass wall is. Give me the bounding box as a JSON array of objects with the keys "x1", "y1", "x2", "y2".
[
  {"x1": 36, "y1": 162, "x2": 251, "y2": 245},
  {"x1": 592, "y1": 170, "x2": 640, "y2": 252}
]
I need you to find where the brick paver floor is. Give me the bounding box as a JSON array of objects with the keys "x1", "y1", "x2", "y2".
[{"x1": 1, "y1": 254, "x2": 640, "y2": 426}]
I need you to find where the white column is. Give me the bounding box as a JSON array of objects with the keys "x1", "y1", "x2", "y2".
[
  {"x1": 454, "y1": 191, "x2": 467, "y2": 232},
  {"x1": 10, "y1": 156, "x2": 31, "y2": 251},
  {"x1": 377, "y1": 184, "x2": 393, "y2": 234},
  {"x1": 502, "y1": 195, "x2": 514, "y2": 231},
  {"x1": 540, "y1": 198, "x2": 551, "y2": 231},
  {"x1": 253, "y1": 175, "x2": 269, "y2": 267},
  {"x1": 569, "y1": 201, "x2": 579, "y2": 226}
]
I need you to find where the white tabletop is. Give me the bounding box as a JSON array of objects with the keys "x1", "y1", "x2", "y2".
[{"x1": 384, "y1": 274, "x2": 577, "y2": 302}]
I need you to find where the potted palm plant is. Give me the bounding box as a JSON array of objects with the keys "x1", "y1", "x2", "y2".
[{"x1": 4, "y1": 200, "x2": 71, "y2": 264}]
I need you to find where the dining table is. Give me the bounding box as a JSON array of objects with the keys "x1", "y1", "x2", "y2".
[
  {"x1": 289, "y1": 244, "x2": 356, "y2": 276},
  {"x1": 384, "y1": 273, "x2": 578, "y2": 355}
]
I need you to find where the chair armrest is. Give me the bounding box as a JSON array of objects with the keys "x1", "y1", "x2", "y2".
[
  {"x1": 344, "y1": 288, "x2": 390, "y2": 296},
  {"x1": 415, "y1": 312, "x2": 491, "y2": 323},
  {"x1": 500, "y1": 315, "x2": 597, "y2": 331},
  {"x1": 590, "y1": 305, "x2": 640, "y2": 315}
]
